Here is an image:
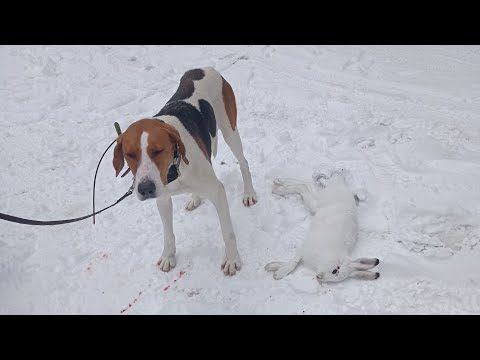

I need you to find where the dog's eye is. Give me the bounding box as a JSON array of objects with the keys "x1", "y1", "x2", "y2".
[
  {"x1": 152, "y1": 149, "x2": 164, "y2": 157},
  {"x1": 126, "y1": 152, "x2": 136, "y2": 159},
  {"x1": 332, "y1": 269, "x2": 338, "y2": 274}
]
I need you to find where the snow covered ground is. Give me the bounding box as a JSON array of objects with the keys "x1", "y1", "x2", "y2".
[{"x1": 1, "y1": 45, "x2": 480, "y2": 314}]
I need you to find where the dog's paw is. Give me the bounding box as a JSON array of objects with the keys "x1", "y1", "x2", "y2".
[
  {"x1": 243, "y1": 192, "x2": 257, "y2": 207},
  {"x1": 221, "y1": 256, "x2": 242, "y2": 276},
  {"x1": 157, "y1": 254, "x2": 176, "y2": 272},
  {"x1": 185, "y1": 195, "x2": 202, "y2": 211}
]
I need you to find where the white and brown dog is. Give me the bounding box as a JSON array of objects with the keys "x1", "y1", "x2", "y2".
[{"x1": 113, "y1": 67, "x2": 257, "y2": 276}]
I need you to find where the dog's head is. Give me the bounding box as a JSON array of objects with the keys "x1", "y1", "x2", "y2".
[{"x1": 113, "y1": 119, "x2": 188, "y2": 201}]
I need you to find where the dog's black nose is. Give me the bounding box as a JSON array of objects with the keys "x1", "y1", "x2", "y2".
[{"x1": 138, "y1": 180, "x2": 156, "y2": 198}]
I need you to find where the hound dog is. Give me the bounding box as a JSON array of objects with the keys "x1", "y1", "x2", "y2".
[{"x1": 113, "y1": 67, "x2": 257, "y2": 276}]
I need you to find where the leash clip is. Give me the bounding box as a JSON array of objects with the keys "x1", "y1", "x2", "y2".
[
  {"x1": 127, "y1": 177, "x2": 135, "y2": 195},
  {"x1": 167, "y1": 143, "x2": 181, "y2": 183}
]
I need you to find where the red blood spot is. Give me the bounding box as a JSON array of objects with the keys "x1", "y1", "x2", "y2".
[
  {"x1": 179, "y1": 271, "x2": 186, "y2": 276},
  {"x1": 163, "y1": 286, "x2": 170, "y2": 291}
]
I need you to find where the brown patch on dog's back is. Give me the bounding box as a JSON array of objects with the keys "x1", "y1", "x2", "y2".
[{"x1": 222, "y1": 77, "x2": 237, "y2": 131}]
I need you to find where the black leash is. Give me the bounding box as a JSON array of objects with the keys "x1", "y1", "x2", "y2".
[
  {"x1": 92, "y1": 138, "x2": 131, "y2": 224},
  {"x1": 0, "y1": 127, "x2": 135, "y2": 226},
  {"x1": 0, "y1": 183, "x2": 133, "y2": 226}
]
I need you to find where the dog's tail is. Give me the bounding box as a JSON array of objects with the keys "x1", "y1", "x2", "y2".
[{"x1": 265, "y1": 255, "x2": 302, "y2": 280}]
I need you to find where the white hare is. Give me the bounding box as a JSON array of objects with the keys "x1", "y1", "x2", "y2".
[{"x1": 265, "y1": 171, "x2": 380, "y2": 283}]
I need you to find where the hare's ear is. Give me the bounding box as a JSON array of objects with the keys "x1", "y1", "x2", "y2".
[
  {"x1": 350, "y1": 271, "x2": 380, "y2": 280},
  {"x1": 351, "y1": 257, "x2": 380, "y2": 270}
]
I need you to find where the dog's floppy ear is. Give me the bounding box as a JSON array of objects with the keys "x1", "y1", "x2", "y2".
[
  {"x1": 162, "y1": 123, "x2": 189, "y2": 165},
  {"x1": 112, "y1": 134, "x2": 125, "y2": 177}
]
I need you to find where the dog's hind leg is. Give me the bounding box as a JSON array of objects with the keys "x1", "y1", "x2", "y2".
[
  {"x1": 205, "y1": 177, "x2": 242, "y2": 276},
  {"x1": 216, "y1": 77, "x2": 257, "y2": 207}
]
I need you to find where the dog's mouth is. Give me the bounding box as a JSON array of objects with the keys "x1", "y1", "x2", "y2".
[{"x1": 137, "y1": 191, "x2": 157, "y2": 201}]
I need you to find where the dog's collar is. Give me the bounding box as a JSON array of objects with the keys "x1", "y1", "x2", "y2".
[
  {"x1": 154, "y1": 118, "x2": 182, "y2": 184},
  {"x1": 167, "y1": 143, "x2": 181, "y2": 183}
]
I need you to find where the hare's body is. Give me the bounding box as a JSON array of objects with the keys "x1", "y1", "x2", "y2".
[
  {"x1": 302, "y1": 175, "x2": 357, "y2": 273},
  {"x1": 265, "y1": 173, "x2": 380, "y2": 283}
]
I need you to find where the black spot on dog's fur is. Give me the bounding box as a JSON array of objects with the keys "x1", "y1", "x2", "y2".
[
  {"x1": 155, "y1": 100, "x2": 215, "y2": 159},
  {"x1": 166, "y1": 69, "x2": 205, "y2": 103},
  {"x1": 198, "y1": 99, "x2": 216, "y2": 138}
]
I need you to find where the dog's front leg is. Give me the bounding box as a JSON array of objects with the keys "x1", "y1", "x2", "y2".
[
  {"x1": 206, "y1": 179, "x2": 242, "y2": 276},
  {"x1": 156, "y1": 195, "x2": 176, "y2": 272}
]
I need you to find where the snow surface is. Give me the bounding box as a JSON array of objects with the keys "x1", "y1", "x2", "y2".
[{"x1": 1, "y1": 45, "x2": 480, "y2": 314}]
